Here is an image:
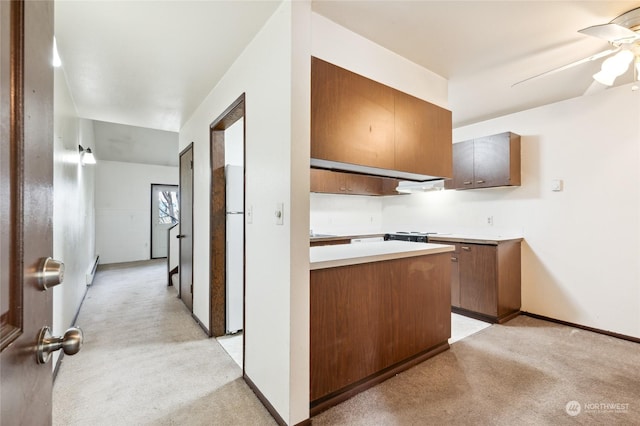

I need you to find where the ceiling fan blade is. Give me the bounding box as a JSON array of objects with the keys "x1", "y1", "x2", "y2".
[
  {"x1": 578, "y1": 23, "x2": 639, "y2": 43},
  {"x1": 512, "y1": 48, "x2": 619, "y2": 87},
  {"x1": 583, "y1": 80, "x2": 609, "y2": 95}
]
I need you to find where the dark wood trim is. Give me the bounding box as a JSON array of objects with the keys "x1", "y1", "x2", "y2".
[
  {"x1": 149, "y1": 183, "x2": 179, "y2": 260},
  {"x1": 243, "y1": 374, "x2": 289, "y2": 426},
  {"x1": 167, "y1": 223, "x2": 178, "y2": 285},
  {"x1": 521, "y1": 312, "x2": 640, "y2": 344},
  {"x1": 452, "y1": 306, "x2": 520, "y2": 324},
  {"x1": 209, "y1": 93, "x2": 246, "y2": 338},
  {"x1": 191, "y1": 312, "x2": 209, "y2": 336},
  {"x1": 1, "y1": 0, "x2": 25, "y2": 351},
  {"x1": 294, "y1": 420, "x2": 312, "y2": 426},
  {"x1": 310, "y1": 341, "x2": 449, "y2": 417}
]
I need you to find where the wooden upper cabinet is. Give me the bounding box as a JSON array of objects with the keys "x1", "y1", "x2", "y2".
[
  {"x1": 311, "y1": 57, "x2": 395, "y2": 170},
  {"x1": 451, "y1": 132, "x2": 521, "y2": 190},
  {"x1": 311, "y1": 57, "x2": 452, "y2": 178},
  {"x1": 394, "y1": 90, "x2": 452, "y2": 177},
  {"x1": 310, "y1": 168, "x2": 383, "y2": 196}
]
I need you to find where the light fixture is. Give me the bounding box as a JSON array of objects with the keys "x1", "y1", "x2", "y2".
[
  {"x1": 78, "y1": 145, "x2": 96, "y2": 166},
  {"x1": 395, "y1": 179, "x2": 445, "y2": 193},
  {"x1": 592, "y1": 49, "x2": 635, "y2": 86}
]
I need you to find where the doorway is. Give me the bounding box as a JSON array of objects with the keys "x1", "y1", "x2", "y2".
[
  {"x1": 150, "y1": 184, "x2": 179, "y2": 259},
  {"x1": 210, "y1": 94, "x2": 245, "y2": 368},
  {"x1": 178, "y1": 144, "x2": 194, "y2": 311}
]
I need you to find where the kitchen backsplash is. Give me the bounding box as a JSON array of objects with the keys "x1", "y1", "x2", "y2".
[{"x1": 310, "y1": 193, "x2": 383, "y2": 235}]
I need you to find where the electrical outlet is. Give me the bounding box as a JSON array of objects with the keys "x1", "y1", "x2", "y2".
[
  {"x1": 551, "y1": 179, "x2": 563, "y2": 192},
  {"x1": 487, "y1": 216, "x2": 494, "y2": 226}
]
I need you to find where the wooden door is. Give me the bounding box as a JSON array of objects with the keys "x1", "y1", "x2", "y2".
[
  {"x1": 1, "y1": 0, "x2": 55, "y2": 423},
  {"x1": 459, "y1": 244, "x2": 497, "y2": 316},
  {"x1": 452, "y1": 140, "x2": 475, "y2": 189},
  {"x1": 394, "y1": 90, "x2": 452, "y2": 178},
  {"x1": 311, "y1": 57, "x2": 395, "y2": 169},
  {"x1": 473, "y1": 133, "x2": 511, "y2": 188},
  {"x1": 179, "y1": 145, "x2": 194, "y2": 311}
]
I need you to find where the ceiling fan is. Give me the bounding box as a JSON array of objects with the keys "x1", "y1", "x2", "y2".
[{"x1": 513, "y1": 6, "x2": 640, "y2": 88}]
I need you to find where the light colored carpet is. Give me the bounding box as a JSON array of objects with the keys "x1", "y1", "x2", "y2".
[
  {"x1": 53, "y1": 259, "x2": 276, "y2": 426},
  {"x1": 312, "y1": 315, "x2": 640, "y2": 425}
]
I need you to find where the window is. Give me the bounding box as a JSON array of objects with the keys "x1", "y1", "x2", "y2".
[{"x1": 158, "y1": 190, "x2": 179, "y2": 224}]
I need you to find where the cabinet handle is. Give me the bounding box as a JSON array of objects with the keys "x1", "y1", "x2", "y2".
[
  {"x1": 451, "y1": 257, "x2": 458, "y2": 262},
  {"x1": 461, "y1": 246, "x2": 470, "y2": 251},
  {"x1": 476, "y1": 179, "x2": 485, "y2": 184},
  {"x1": 463, "y1": 181, "x2": 472, "y2": 185},
  {"x1": 339, "y1": 187, "x2": 347, "y2": 192}
]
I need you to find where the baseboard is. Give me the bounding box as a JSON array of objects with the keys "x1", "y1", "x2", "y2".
[
  {"x1": 53, "y1": 282, "x2": 90, "y2": 382},
  {"x1": 244, "y1": 374, "x2": 290, "y2": 426},
  {"x1": 191, "y1": 312, "x2": 210, "y2": 336},
  {"x1": 310, "y1": 340, "x2": 450, "y2": 417},
  {"x1": 521, "y1": 311, "x2": 640, "y2": 344}
]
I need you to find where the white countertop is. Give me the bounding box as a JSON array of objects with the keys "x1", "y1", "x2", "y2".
[{"x1": 310, "y1": 240, "x2": 454, "y2": 270}]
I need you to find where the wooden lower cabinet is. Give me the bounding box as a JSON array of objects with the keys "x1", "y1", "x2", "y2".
[
  {"x1": 310, "y1": 253, "x2": 451, "y2": 414},
  {"x1": 435, "y1": 238, "x2": 521, "y2": 323}
]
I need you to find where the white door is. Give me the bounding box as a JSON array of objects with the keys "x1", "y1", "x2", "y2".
[{"x1": 151, "y1": 184, "x2": 179, "y2": 258}]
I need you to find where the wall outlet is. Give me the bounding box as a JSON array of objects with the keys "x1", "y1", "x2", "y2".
[{"x1": 487, "y1": 216, "x2": 494, "y2": 226}]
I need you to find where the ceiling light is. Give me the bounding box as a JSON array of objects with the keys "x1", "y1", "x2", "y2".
[
  {"x1": 636, "y1": 56, "x2": 640, "y2": 81},
  {"x1": 592, "y1": 49, "x2": 635, "y2": 86},
  {"x1": 78, "y1": 145, "x2": 96, "y2": 166},
  {"x1": 53, "y1": 37, "x2": 61, "y2": 68}
]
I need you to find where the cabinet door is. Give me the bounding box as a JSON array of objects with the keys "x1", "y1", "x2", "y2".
[
  {"x1": 394, "y1": 90, "x2": 452, "y2": 177},
  {"x1": 346, "y1": 174, "x2": 383, "y2": 195},
  {"x1": 450, "y1": 244, "x2": 461, "y2": 308},
  {"x1": 473, "y1": 132, "x2": 516, "y2": 188},
  {"x1": 452, "y1": 140, "x2": 474, "y2": 189},
  {"x1": 310, "y1": 168, "x2": 342, "y2": 193},
  {"x1": 311, "y1": 57, "x2": 395, "y2": 169},
  {"x1": 459, "y1": 244, "x2": 497, "y2": 316}
]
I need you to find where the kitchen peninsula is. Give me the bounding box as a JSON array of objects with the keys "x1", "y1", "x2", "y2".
[{"x1": 309, "y1": 241, "x2": 454, "y2": 414}]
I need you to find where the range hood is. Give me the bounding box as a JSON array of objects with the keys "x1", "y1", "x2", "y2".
[
  {"x1": 310, "y1": 158, "x2": 444, "y2": 182},
  {"x1": 395, "y1": 179, "x2": 445, "y2": 193}
]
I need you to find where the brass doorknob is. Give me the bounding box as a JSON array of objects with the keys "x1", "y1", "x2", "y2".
[{"x1": 36, "y1": 326, "x2": 83, "y2": 364}]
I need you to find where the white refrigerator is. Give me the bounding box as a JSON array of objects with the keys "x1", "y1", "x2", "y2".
[{"x1": 225, "y1": 164, "x2": 244, "y2": 334}]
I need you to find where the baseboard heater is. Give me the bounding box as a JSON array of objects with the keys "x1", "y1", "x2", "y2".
[{"x1": 86, "y1": 255, "x2": 99, "y2": 285}]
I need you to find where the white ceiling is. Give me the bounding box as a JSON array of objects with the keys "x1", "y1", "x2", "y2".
[{"x1": 55, "y1": 1, "x2": 640, "y2": 139}]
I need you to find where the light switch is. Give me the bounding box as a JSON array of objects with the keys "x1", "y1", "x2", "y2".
[
  {"x1": 275, "y1": 202, "x2": 284, "y2": 225},
  {"x1": 551, "y1": 179, "x2": 563, "y2": 192},
  {"x1": 246, "y1": 205, "x2": 253, "y2": 224}
]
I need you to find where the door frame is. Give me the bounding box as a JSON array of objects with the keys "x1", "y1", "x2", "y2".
[
  {"x1": 178, "y1": 143, "x2": 194, "y2": 308},
  {"x1": 209, "y1": 94, "x2": 245, "y2": 339},
  {"x1": 149, "y1": 183, "x2": 179, "y2": 259}
]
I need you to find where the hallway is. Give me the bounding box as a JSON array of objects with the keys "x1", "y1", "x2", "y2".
[{"x1": 53, "y1": 260, "x2": 275, "y2": 425}]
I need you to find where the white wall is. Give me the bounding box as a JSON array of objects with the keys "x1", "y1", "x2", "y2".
[
  {"x1": 310, "y1": 193, "x2": 383, "y2": 235},
  {"x1": 179, "y1": 2, "x2": 311, "y2": 424},
  {"x1": 383, "y1": 84, "x2": 640, "y2": 338},
  {"x1": 311, "y1": 12, "x2": 448, "y2": 109},
  {"x1": 95, "y1": 160, "x2": 178, "y2": 264},
  {"x1": 52, "y1": 66, "x2": 97, "y2": 367}
]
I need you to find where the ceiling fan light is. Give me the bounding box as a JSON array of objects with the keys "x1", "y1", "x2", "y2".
[
  {"x1": 593, "y1": 70, "x2": 617, "y2": 86},
  {"x1": 636, "y1": 57, "x2": 640, "y2": 81}
]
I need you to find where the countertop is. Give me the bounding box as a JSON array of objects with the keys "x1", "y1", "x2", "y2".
[
  {"x1": 309, "y1": 233, "x2": 385, "y2": 243},
  {"x1": 427, "y1": 234, "x2": 523, "y2": 245},
  {"x1": 310, "y1": 240, "x2": 454, "y2": 270}
]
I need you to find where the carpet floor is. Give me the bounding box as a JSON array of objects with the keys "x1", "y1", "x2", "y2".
[
  {"x1": 52, "y1": 259, "x2": 276, "y2": 426},
  {"x1": 313, "y1": 315, "x2": 640, "y2": 425},
  {"x1": 54, "y1": 259, "x2": 640, "y2": 425}
]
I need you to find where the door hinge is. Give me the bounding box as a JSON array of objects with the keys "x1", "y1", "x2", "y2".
[
  {"x1": 191, "y1": 284, "x2": 194, "y2": 294},
  {"x1": 190, "y1": 160, "x2": 193, "y2": 170}
]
